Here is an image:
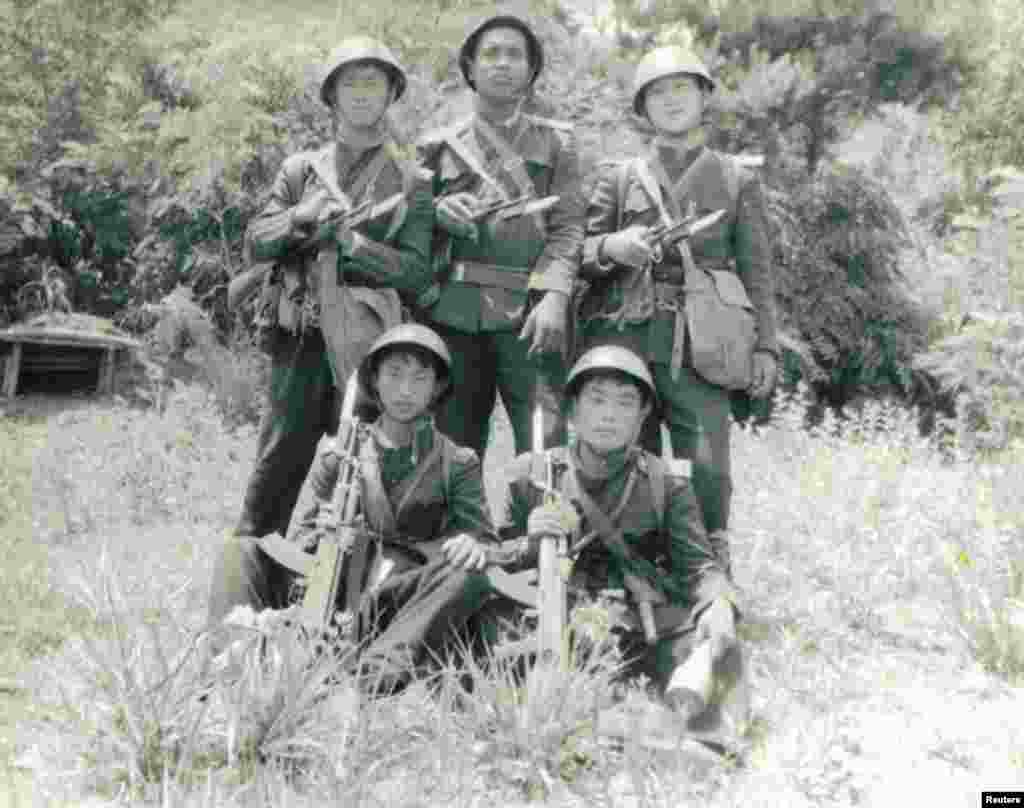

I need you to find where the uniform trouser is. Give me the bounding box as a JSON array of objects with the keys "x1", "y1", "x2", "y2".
[
  {"x1": 429, "y1": 323, "x2": 567, "y2": 459},
  {"x1": 641, "y1": 361, "x2": 733, "y2": 536},
  {"x1": 234, "y1": 329, "x2": 339, "y2": 539},
  {"x1": 206, "y1": 536, "x2": 493, "y2": 683}
]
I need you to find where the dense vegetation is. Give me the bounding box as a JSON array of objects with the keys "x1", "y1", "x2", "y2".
[{"x1": 1, "y1": 0, "x2": 1023, "y2": 431}]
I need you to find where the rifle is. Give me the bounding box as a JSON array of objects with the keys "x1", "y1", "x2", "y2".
[
  {"x1": 299, "y1": 191, "x2": 405, "y2": 252},
  {"x1": 299, "y1": 370, "x2": 370, "y2": 635},
  {"x1": 532, "y1": 403, "x2": 570, "y2": 668},
  {"x1": 649, "y1": 208, "x2": 727, "y2": 266}
]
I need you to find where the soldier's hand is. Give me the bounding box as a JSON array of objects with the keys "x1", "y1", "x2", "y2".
[
  {"x1": 601, "y1": 225, "x2": 661, "y2": 270},
  {"x1": 292, "y1": 189, "x2": 332, "y2": 229},
  {"x1": 519, "y1": 291, "x2": 568, "y2": 357},
  {"x1": 695, "y1": 597, "x2": 737, "y2": 662},
  {"x1": 749, "y1": 351, "x2": 777, "y2": 399},
  {"x1": 436, "y1": 193, "x2": 480, "y2": 242},
  {"x1": 442, "y1": 533, "x2": 488, "y2": 571},
  {"x1": 527, "y1": 497, "x2": 579, "y2": 545}
]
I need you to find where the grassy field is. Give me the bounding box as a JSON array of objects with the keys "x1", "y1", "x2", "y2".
[{"x1": 0, "y1": 377, "x2": 1021, "y2": 806}]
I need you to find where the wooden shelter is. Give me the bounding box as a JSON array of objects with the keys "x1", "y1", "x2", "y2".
[{"x1": 0, "y1": 314, "x2": 140, "y2": 398}]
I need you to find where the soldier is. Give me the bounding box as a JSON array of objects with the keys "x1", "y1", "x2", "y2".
[
  {"x1": 208, "y1": 324, "x2": 498, "y2": 691},
  {"x1": 576, "y1": 46, "x2": 779, "y2": 568},
  {"x1": 497, "y1": 345, "x2": 741, "y2": 723},
  {"x1": 227, "y1": 38, "x2": 440, "y2": 539},
  {"x1": 416, "y1": 9, "x2": 584, "y2": 458}
]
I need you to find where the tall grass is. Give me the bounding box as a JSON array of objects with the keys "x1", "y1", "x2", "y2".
[{"x1": 6, "y1": 372, "x2": 1024, "y2": 805}]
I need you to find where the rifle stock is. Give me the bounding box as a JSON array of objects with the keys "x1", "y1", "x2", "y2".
[{"x1": 299, "y1": 371, "x2": 368, "y2": 634}]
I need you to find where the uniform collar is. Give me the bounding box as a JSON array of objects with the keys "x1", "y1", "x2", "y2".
[
  {"x1": 654, "y1": 141, "x2": 705, "y2": 178},
  {"x1": 371, "y1": 413, "x2": 435, "y2": 465},
  {"x1": 570, "y1": 438, "x2": 642, "y2": 484}
]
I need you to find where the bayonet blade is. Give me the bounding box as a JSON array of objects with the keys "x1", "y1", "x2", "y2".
[{"x1": 684, "y1": 208, "x2": 727, "y2": 237}]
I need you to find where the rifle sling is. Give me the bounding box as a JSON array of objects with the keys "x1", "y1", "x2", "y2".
[
  {"x1": 473, "y1": 116, "x2": 547, "y2": 237},
  {"x1": 636, "y1": 154, "x2": 702, "y2": 381},
  {"x1": 567, "y1": 456, "x2": 637, "y2": 557},
  {"x1": 442, "y1": 128, "x2": 508, "y2": 201},
  {"x1": 567, "y1": 464, "x2": 661, "y2": 605}
]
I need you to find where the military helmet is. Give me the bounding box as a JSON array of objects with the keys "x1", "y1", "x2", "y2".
[
  {"x1": 319, "y1": 37, "x2": 408, "y2": 107},
  {"x1": 631, "y1": 46, "x2": 715, "y2": 117},
  {"x1": 358, "y1": 323, "x2": 453, "y2": 405},
  {"x1": 458, "y1": 11, "x2": 544, "y2": 91},
  {"x1": 566, "y1": 345, "x2": 658, "y2": 409}
]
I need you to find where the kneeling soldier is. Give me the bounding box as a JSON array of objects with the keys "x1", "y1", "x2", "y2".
[
  {"x1": 497, "y1": 345, "x2": 742, "y2": 723},
  {"x1": 207, "y1": 324, "x2": 498, "y2": 691}
]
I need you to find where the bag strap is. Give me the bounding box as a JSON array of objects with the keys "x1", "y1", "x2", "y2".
[
  {"x1": 642, "y1": 152, "x2": 687, "y2": 223},
  {"x1": 615, "y1": 160, "x2": 631, "y2": 232},
  {"x1": 472, "y1": 116, "x2": 547, "y2": 237},
  {"x1": 648, "y1": 453, "x2": 667, "y2": 534},
  {"x1": 567, "y1": 460, "x2": 662, "y2": 603},
  {"x1": 442, "y1": 128, "x2": 509, "y2": 200},
  {"x1": 633, "y1": 156, "x2": 676, "y2": 228}
]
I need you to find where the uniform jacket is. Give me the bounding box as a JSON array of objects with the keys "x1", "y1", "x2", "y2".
[
  {"x1": 417, "y1": 112, "x2": 584, "y2": 333},
  {"x1": 292, "y1": 417, "x2": 497, "y2": 556},
  {"x1": 498, "y1": 444, "x2": 735, "y2": 612},
  {"x1": 580, "y1": 145, "x2": 778, "y2": 359},
  {"x1": 243, "y1": 140, "x2": 437, "y2": 335}
]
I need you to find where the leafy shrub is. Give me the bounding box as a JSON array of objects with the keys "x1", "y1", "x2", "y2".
[
  {"x1": 765, "y1": 161, "x2": 933, "y2": 404},
  {"x1": 914, "y1": 312, "x2": 1024, "y2": 454}
]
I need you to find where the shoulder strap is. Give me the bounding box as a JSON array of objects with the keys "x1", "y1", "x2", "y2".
[
  {"x1": 633, "y1": 156, "x2": 676, "y2": 227},
  {"x1": 647, "y1": 454, "x2": 667, "y2": 534},
  {"x1": 615, "y1": 160, "x2": 632, "y2": 232},
  {"x1": 439, "y1": 433, "x2": 456, "y2": 504},
  {"x1": 442, "y1": 128, "x2": 508, "y2": 199}
]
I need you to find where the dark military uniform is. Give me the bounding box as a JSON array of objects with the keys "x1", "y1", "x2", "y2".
[
  {"x1": 498, "y1": 443, "x2": 737, "y2": 692},
  {"x1": 578, "y1": 144, "x2": 778, "y2": 534},
  {"x1": 233, "y1": 143, "x2": 437, "y2": 538},
  {"x1": 210, "y1": 416, "x2": 497, "y2": 684},
  {"x1": 417, "y1": 111, "x2": 584, "y2": 457}
]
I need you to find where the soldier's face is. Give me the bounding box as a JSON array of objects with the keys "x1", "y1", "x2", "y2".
[
  {"x1": 644, "y1": 74, "x2": 705, "y2": 134},
  {"x1": 375, "y1": 353, "x2": 440, "y2": 424},
  {"x1": 572, "y1": 376, "x2": 651, "y2": 455},
  {"x1": 333, "y1": 63, "x2": 392, "y2": 128},
  {"x1": 470, "y1": 27, "x2": 532, "y2": 101}
]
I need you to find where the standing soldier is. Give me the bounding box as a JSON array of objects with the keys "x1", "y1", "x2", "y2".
[
  {"x1": 208, "y1": 324, "x2": 498, "y2": 692},
  {"x1": 497, "y1": 345, "x2": 742, "y2": 731},
  {"x1": 576, "y1": 46, "x2": 779, "y2": 570},
  {"x1": 417, "y1": 9, "x2": 584, "y2": 458},
  {"x1": 227, "y1": 38, "x2": 439, "y2": 539}
]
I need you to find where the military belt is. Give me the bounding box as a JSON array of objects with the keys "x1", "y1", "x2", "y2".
[{"x1": 450, "y1": 260, "x2": 531, "y2": 291}]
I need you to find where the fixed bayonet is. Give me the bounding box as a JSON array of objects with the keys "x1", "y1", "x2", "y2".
[{"x1": 651, "y1": 208, "x2": 727, "y2": 264}]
